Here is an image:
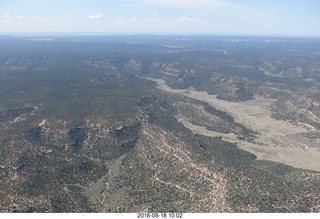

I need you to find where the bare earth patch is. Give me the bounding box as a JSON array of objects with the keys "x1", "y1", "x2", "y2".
[{"x1": 148, "y1": 78, "x2": 320, "y2": 172}]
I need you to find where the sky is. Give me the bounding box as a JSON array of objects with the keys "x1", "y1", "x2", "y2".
[{"x1": 0, "y1": 0, "x2": 319, "y2": 36}]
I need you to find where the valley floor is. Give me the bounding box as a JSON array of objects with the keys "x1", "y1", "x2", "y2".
[{"x1": 148, "y1": 78, "x2": 320, "y2": 172}]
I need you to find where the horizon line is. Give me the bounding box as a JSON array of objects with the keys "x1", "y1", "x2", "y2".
[{"x1": 0, "y1": 32, "x2": 320, "y2": 39}]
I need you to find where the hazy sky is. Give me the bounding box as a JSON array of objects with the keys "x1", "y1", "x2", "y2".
[{"x1": 0, "y1": 0, "x2": 319, "y2": 36}]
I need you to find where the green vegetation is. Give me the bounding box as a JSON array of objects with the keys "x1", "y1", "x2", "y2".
[{"x1": 0, "y1": 36, "x2": 319, "y2": 212}]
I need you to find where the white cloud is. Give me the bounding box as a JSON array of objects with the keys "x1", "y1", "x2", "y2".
[
  {"x1": 3, "y1": 13, "x2": 12, "y2": 18},
  {"x1": 0, "y1": 20, "x2": 12, "y2": 24},
  {"x1": 16, "y1": 15, "x2": 25, "y2": 20},
  {"x1": 0, "y1": 13, "x2": 12, "y2": 24},
  {"x1": 0, "y1": 14, "x2": 74, "y2": 31},
  {"x1": 88, "y1": 14, "x2": 103, "y2": 20}
]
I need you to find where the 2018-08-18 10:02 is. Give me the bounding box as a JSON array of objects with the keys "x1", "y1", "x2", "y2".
[{"x1": 137, "y1": 213, "x2": 183, "y2": 218}]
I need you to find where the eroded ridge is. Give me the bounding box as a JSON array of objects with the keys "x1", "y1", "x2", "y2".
[{"x1": 133, "y1": 123, "x2": 230, "y2": 212}]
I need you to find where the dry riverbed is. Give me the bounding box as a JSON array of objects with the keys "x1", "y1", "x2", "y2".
[{"x1": 148, "y1": 77, "x2": 320, "y2": 172}]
